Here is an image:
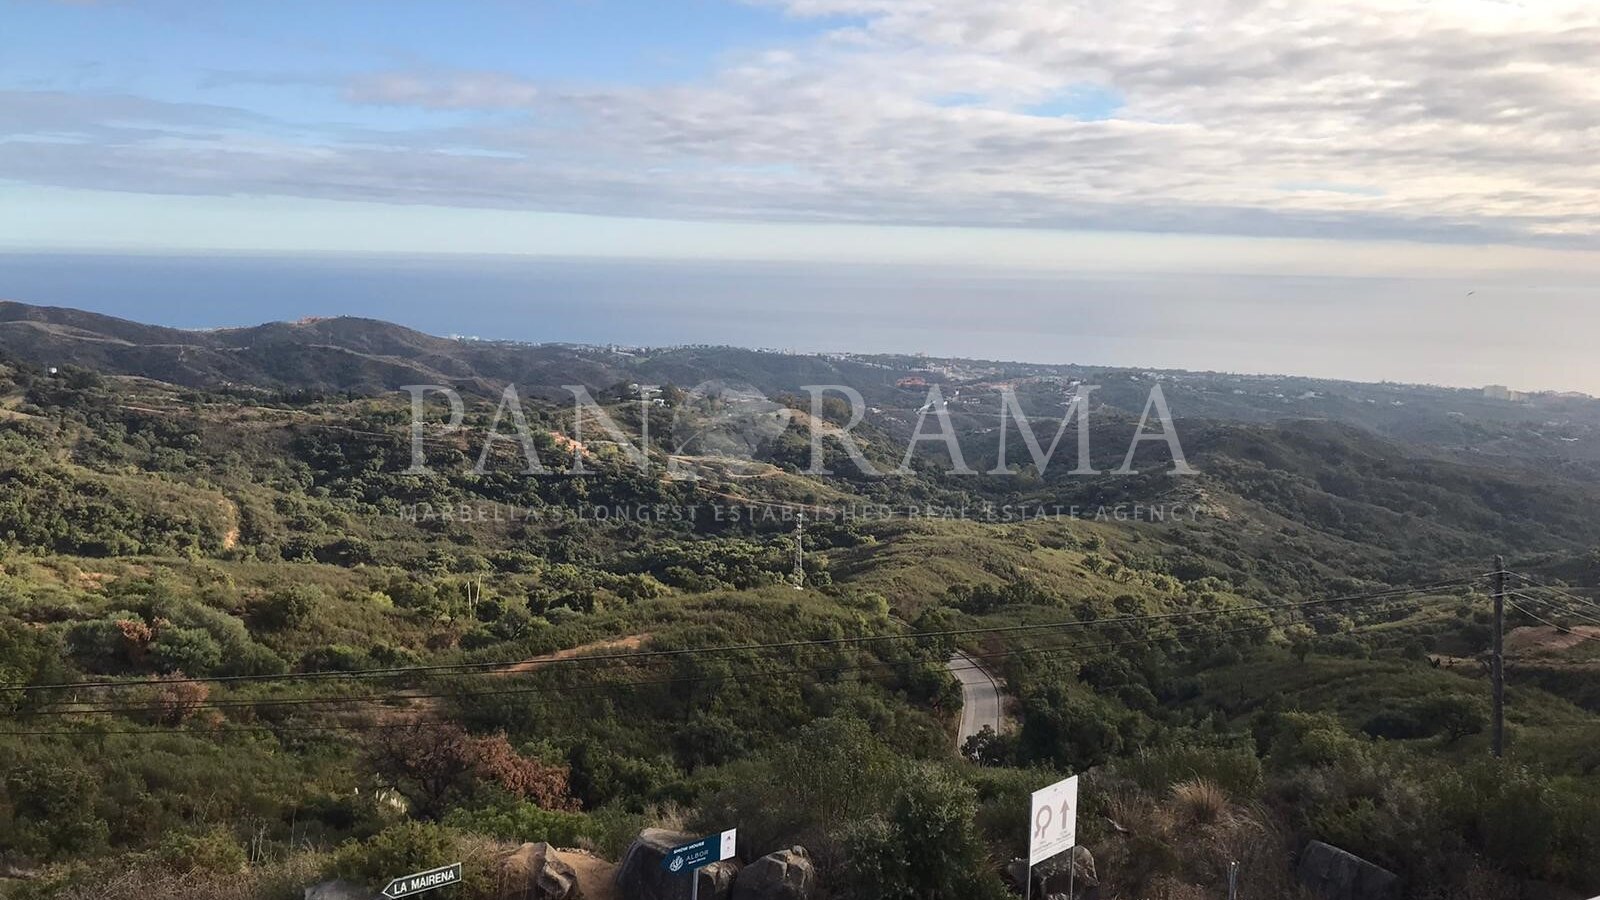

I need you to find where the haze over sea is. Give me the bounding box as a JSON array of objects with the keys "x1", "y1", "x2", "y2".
[{"x1": 2, "y1": 252, "x2": 1592, "y2": 395}]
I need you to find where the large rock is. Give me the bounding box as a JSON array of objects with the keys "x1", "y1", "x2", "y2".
[
  {"x1": 731, "y1": 846, "x2": 815, "y2": 900},
  {"x1": 495, "y1": 841, "x2": 582, "y2": 900},
  {"x1": 616, "y1": 828, "x2": 741, "y2": 900},
  {"x1": 303, "y1": 882, "x2": 375, "y2": 900},
  {"x1": 1005, "y1": 847, "x2": 1098, "y2": 899},
  {"x1": 1297, "y1": 841, "x2": 1399, "y2": 900}
]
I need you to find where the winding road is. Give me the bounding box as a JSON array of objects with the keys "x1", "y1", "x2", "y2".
[{"x1": 948, "y1": 651, "x2": 1005, "y2": 749}]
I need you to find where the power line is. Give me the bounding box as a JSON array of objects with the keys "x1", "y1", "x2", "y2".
[
  {"x1": 0, "y1": 595, "x2": 1457, "y2": 733},
  {"x1": 1506, "y1": 588, "x2": 1600, "y2": 627},
  {"x1": 1504, "y1": 572, "x2": 1600, "y2": 614},
  {"x1": 1504, "y1": 588, "x2": 1600, "y2": 629},
  {"x1": 0, "y1": 578, "x2": 1474, "y2": 695},
  {"x1": 0, "y1": 613, "x2": 1399, "y2": 737},
  {"x1": 1503, "y1": 599, "x2": 1595, "y2": 639},
  {"x1": 19, "y1": 612, "x2": 1351, "y2": 718}
]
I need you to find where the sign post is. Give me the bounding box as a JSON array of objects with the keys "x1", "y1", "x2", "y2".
[
  {"x1": 1026, "y1": 775, "x2": 1078, "y2": 900},
  {"x1": 661, "y1": 828, "x2": 737, "y2": 900},
  {"x1": 381, "y1": 862, "x2": 462, "y2": 899}
]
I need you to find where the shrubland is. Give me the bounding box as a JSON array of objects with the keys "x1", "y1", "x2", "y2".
[{"x1": 1, "y1": 347, "x2": 1599, "y2": 899}]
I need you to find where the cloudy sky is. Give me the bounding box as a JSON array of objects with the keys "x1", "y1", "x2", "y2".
[{"x1": 3, "y1": 0, "x2": 1600, "y2": 389}]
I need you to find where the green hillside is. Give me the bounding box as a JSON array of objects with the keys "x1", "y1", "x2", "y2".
[{"x1": 1, "y1": 308, "x2": 1598, "y2": 900}]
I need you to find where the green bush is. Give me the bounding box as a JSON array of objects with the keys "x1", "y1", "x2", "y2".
[
  {"x1": 1361, "y1": 695, "x2": 1486, "y2": 743},
  {"x1": 148, "y1": 827, "x2": 246, "y2": 874},
  {"x1": 443, "y1": 801, "x2": 597, "y2": 848},
  {"x1": 1262, "y1": 711, "x2": 1367, "y2": 770},
  {"x1": 840, "y1": 762, "x2": 1007, "y2": 900},
  {"x1": 1434, "y1": 760, "x2": 1600, "y2": 884},
  {"x1": 254, "y1": 584, "x2": 324, "y2": 630},
  {"x1": 331, "y1": 822, "x2": 457, "y2": 889},
  {"x1": 150, "y1": 626, "x2": 223, "y2": 675}
]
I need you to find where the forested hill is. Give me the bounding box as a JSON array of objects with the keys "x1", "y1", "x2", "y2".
[
  {"x1": 2, "y1": 300, "x2": 1600, "y2": 899},
  {"x1": 7, "y1": 298, "x2": 1600, "y2": 469},
  {"x1": 0, "y1": 300, "x2": 898, "y2": 400}
]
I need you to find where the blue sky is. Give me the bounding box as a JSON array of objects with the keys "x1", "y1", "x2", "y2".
[
  {"x1": 3, "y1": 0, "x2": 1600, "y2": 390},
  {"x1": 4, "y1": 1, "x2": 835, "y2": 100},
  {"x1": 7, "y1": 0, "x2": 1597, "y2": 253}
]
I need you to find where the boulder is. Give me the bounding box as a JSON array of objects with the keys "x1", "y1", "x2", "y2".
[
  {"x1": 1004, "y1": 847, "x2": 1098, "y2": 899},
  {"x1": 731, "y1": 846, "x2": 815, "y2": 900},
  {"x1": 695, "y1": 861, "x2": 741, "y2": 900},
  {"x1": 303, "y1": 881, "x2": 376, "y2": 900},
  {"x1": 1297, "y1": 841, "x2": 1399, "y2": 900},
  {"x1": 494, "y1": 841, "x2": 582, "y2": 900},
  {"x1": 616, "y1": 828, "x2": 741, "y2": 900}
]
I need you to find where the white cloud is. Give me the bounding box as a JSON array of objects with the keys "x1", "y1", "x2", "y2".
[{"x1": 7, "y1": 0, "x2": 1600, "y2": 245}]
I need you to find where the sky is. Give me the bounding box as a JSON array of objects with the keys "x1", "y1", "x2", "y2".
[{"x1": 2, "y1": 0, "x2": 1600, "y2": 391}]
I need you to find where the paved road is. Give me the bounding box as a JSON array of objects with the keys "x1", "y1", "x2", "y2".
[{"x1": 948, "y1": 651, "x2": 1004, "y2": 749}]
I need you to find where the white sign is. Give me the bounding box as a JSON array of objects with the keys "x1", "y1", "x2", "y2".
[
  {"x1": 382, "y1": 862, "x2": 462, "y2": 899},
  {"x1": 718, "y1": 828, "x2": 737, "y2": 862},
  {"x1": 1028, "y1": 775, "x2": 1078, "y2": 866}
]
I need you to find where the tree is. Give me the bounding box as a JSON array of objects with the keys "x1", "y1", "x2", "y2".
[
  {"x1": 366, "y1": 725, "x2": 576, "y2": 819},
  {"x1": 842, "y1": 763, "x2": 1007, "y2": 900},
  {"x1": 1285, "y1": 623, "x2": 1315, "y2": 663},
  {"x1": 1017, "y1": 685, "x2": 1127, "y2": 770},
  {"x1": 960, "y1": 725, "x2": 1017, "y2": 767},
  {"x1": 1414, "y1": 695, "x2": 1488, "y2": 743},
  {"x1": 254, "y1": 584, "x2": 323, "y2": 630},
  {"x1": 150, "y1": 675, "x2": 212, "y2": 726},
  {"x1": 150, "y1": 626, "x2": 222, "y2": 675}
]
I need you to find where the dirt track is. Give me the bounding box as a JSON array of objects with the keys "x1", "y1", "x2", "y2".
[{"x1": 493, "y1": 634, "x2": 651, "y2": 676}]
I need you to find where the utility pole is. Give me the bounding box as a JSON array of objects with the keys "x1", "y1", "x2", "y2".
[
  {"x1": 1492, "y1": 555, "x2": 1506, "y2": 759},
  {"x1": 792, "y1": 513, "x2": 805, "y2": 590}
]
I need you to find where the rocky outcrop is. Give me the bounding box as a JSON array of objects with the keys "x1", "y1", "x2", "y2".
[
  {"x1": 1297, "y1": 841, "x2": 1399, "y2": 900},
  {"x1": 731, "y1": 846, "x2": 815, "y2": 900},
  {"x1": 494, "y1": 841, "x2": 582, "y2": 900},
  {"x1": 1005, "y1": 847, "x2": 1098, "y2": 899},
  {"x1": 303, "y1": 882, "x2": 375, "y2": 900},
  {"x1": 616, "y1": 828, "x2": 740, "y2": 900}
]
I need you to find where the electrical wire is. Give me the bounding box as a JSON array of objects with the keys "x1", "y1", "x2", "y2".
[
  {"x1": 1506, "y1": 589, "x2": 1600, "y2": 627},
  {"x1": 1504, "y1": 588, "x2": 1600, "y2": 629},
  {"x1": 0, "y1": 578, "x2": 1475, "y2": 695},
  {"x1": 21, "y1": 607, "x2": 1370, "y2": 718},
  {"x1": 0, "y1": 593, "x2": 1458, "y2": 736},
  {"x1": 1504, "y1": 572, "x2": 1600, "y2": 613}
]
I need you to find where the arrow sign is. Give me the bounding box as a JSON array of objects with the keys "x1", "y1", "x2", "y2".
[
  {"x1": 660, "y1": 829, "x2": 737, "y2": 875},
  {"x1": 381, "y1": 862, "x2": 462, "y2": 899},
  {"x1": 1028, "y1": 775, "x2": 1078, "y2": 866}
]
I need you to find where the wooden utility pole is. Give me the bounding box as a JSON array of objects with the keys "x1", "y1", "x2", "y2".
[{"x1": 1492, "y1": 555, "x2": 1506, "y2": 759}]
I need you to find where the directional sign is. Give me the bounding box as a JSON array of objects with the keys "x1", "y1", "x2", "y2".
[
  {"x1": 1028, "y1": 775, "x2": 1078, "y2": 866},
  {"x1": 382, "y1": 862, "x2": 462, "y2": 899},
  {"x1": 661, "y1": 829, "x2": 737, "y2": 875}
]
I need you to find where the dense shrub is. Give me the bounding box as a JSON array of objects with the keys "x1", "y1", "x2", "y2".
[
  {"x1": 443, "y1": 801, "x2": 598, "y2": 849},
  {"x1": 840, "y1": 763, "x2": 1008, "y2": 900},
  {"x1": 331, "y1": 821, "x2": 456, "y2": 888},
  {"x1": 253, "y1": 584, "x2": 323, "y2": 630}
]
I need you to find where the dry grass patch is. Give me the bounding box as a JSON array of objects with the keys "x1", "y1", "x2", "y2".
[{"x1": 1170, "y1": 778, "x2": 1230, "y2": 827}]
